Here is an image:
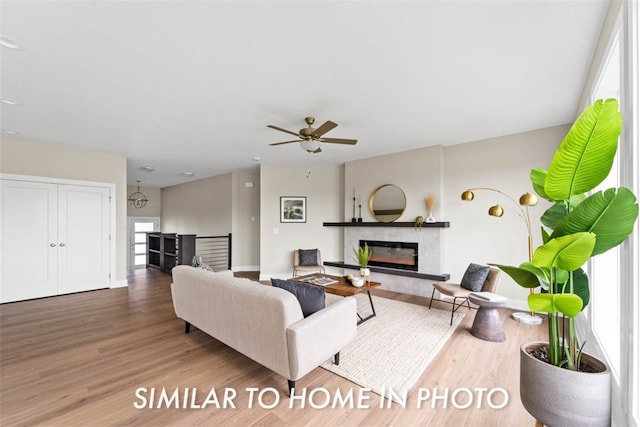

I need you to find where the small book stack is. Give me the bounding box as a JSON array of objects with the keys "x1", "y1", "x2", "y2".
[
  {"x1": 306, "y1": 276, "x2": 338, "y2": 286},
  {"x1": 470, "y1": 291, "x2": 507, "y2": 302}
]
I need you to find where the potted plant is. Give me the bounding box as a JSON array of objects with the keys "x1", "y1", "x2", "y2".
[
  {"x1": 492, "y1": 98, "x2": 638, "y2": 426},
  {"x1": 353, "y1": 243, "x2": 371, "y2": 280}
]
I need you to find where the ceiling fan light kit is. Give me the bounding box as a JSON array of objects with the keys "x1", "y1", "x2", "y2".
[{"x1": 267, "y1": 116, "x2": 357, "y2": 154}]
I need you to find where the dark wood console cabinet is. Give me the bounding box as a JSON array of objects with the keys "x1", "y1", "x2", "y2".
[{"x1": 146, "y1": 233, "x2": 196, "y2": 273}]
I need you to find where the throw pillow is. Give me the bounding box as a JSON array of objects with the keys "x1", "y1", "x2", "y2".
[
  {"x1": 460, "y1": 263, "x2": 491, "y2": 292},
  {"x1": 271, "y1": 278, "x2": 325, "y2": 317},
  {"x1": 298, "y1": 249, "x2": 318, "y2": 266}
]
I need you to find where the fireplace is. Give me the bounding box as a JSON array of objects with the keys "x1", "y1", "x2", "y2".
[{"x1": 360, "y1": 240, "x2": 418, "y2": 271}]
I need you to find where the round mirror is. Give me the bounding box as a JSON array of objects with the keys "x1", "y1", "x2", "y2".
[{"x1": 369, "y1": 184, "x2": 407, "y2": 222}]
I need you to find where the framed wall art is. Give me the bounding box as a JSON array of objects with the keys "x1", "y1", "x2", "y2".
[{"x1": 280, "y1": 196, "x2": 306, "y2": 223}]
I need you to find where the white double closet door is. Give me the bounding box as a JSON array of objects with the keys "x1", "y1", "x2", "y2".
[{"x1": 0, "y1": 179, "x2": 111, "y2": 303}]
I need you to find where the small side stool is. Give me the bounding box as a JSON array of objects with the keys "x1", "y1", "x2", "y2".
[{"x1": 468, "y1": 293, "x2": 508, "y2": 342}]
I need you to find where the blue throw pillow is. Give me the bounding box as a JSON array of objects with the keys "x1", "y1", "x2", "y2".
[
  {"x1": 460, "y1": 263, "x2": 490, "y2": 292},
  {"x1": 271, "y1": 278, "x2": 325, "y2": 317},
  {"x1": 298, "y1": 249, "x2": 318, "y2": 266}
]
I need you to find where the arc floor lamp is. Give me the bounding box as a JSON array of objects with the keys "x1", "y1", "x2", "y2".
[{"x1": 461, "y1": 187, "x2": 543, "y2": 325}]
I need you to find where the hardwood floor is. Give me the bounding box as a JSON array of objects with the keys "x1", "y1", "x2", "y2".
[{"x1": 0, "y1": 269, "x2": 545, "y2": 426}]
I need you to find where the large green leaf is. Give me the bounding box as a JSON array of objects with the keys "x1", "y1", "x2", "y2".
[
  {"x1": 541, "y1": 203, "x2": 568, "y2": 229},
  {"x1": 530, "y1": 168, "x2": 551, "y2": 201},
  {"x1": 528, "y1": 293, "x2": 583, "y2": 318},
  {"x1": 571, "y1": 268, "x2": 589, "y2": 309},
  {"x1": 545, "y1": 99, "x2": 622, "y2": 201},
  {"x1": 489, "y1": 263, "x2": 540, "y2": 288},
  {"x1": 532, "y1": 232, "x2": 595, "y2": 270},
  {"x1": 552, "y1": 188, "x2": 639, "y2": 255}
]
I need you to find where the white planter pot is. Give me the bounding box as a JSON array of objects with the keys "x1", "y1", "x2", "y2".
[
  {"x1": 520, "y1": 342, "x2": 611, "y2": 427},
  {"x1": 360, "y1": 268, "x2": 370, "y2": 277}
]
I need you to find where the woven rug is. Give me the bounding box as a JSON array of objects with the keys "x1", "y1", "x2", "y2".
[{"x1": 321, "y1": 294, "x2": 464, "y2": 403}]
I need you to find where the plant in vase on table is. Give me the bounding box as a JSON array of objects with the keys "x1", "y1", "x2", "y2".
[
  {"x1": 491, "y1": 98, "x2": 638, "y2": 427},
  {"x1": 353, "y1": 243, "x2": 371, "y2": 286}
]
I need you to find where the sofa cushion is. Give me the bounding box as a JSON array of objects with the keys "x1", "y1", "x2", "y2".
[
  {"x1": 298, "y1": 249, "x2": 318, "y2": 266},
  {"x1": 271, "y1": 278, "x2": 325, "y2": 317},
  {"x1": 460, "y1": 263, "x2": 490, "y2": 291}
]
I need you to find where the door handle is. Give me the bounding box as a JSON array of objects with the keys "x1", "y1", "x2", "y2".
[
  {"x1": 59, "y1": 242, "x2": 66, "y2": 247},
  {"x1": 50, "y1": 243, "x2": 57, "y2": 247}
]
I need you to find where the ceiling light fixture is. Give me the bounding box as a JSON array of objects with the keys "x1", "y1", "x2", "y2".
[
  {"x1": 0, "y1": 37, "x2": 19, "y2": 50},
  {"x1": 181, "y1": 172, "x2": 194, "y2": 177},
  {"x1": 300, "y1": 140, "x2": 321, "y2": 153},
  {"x1": 2, "y1": 129, "x2": 19, "y2": 135},
  {"x1": 1, "y1": 97, "x2": 18, "y2": 105},
  {"x1": 128, "y1": 180, "x2": 149, "y2": 209},
  {"x1": 140, "y1": 166, "x2": 154, "y2": 172}
]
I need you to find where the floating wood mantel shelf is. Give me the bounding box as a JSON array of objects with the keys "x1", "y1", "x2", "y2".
[
  {"x1": 323, "y1": 221, "x2": 450, "y2": 228},
  {"x1": 323, "y1": 262, "x2": 450, "y2": 282}
]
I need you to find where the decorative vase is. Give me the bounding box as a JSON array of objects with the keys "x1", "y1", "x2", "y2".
[
  {"x1": 351, "y1": 277, "x2": 364, "y2": 287},
  {"x1": 360, "y1": 268, "x2": 370, "y2": 283},
  {"x1": 520, "y1": 342, "x2": 611, "y2": 427}
]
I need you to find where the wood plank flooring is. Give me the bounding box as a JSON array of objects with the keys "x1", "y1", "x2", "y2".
[{"x1": 0, "y1": 269, "x2": 545, "y2": 426}]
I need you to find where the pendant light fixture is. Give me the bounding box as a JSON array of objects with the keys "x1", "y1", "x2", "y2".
[{"x1": 128, "y1": 180, "x2": 149, "y2": 209}]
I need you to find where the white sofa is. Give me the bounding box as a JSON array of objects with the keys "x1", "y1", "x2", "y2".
[{"x1": 170, "y1": 265, "x2": 357, "y2": 392}]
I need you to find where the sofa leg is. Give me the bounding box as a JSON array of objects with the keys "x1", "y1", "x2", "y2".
[
  {"x1": 334, "y1": 352, "x2": 340, "y2": 365},
  {"x1": 185, "y1": 321, "x2": 191, "y2": 334},
  {"x1": 288, "y1": 380, "x2": 295, "y2": 396}
]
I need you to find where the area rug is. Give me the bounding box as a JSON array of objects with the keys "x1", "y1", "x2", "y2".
[{"x1": 321, "y1": 294, "x2": 464, "y2": 403}]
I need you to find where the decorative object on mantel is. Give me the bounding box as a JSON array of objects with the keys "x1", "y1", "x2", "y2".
[
  {"x1": 414, "y1": 216, "x2": 424, "y2": 230},
  {"x1": 351, "y1": 196, "x2": 357, "y2": 223},
  {"x1": 425, "y1": 195, "x2": 436, "y2": 223},
  {"x1": 357, "y1": 202, "x2": 363, "y2": 222},
  {"x1": 128, "y1": 180, "x2": 149, "y2": 209},
  {"x1": 353, "y1": 243, "x2": 371, "y2": 283},
  {"x1": 369, "y1": 184, "x2": 406, "y2": 223},
  {"x1": 460, "y1": 186, "x2": 542, "y2": 326}
]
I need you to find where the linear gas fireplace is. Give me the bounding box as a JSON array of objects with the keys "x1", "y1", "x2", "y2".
[{"x1": 360, "y1": 240, "x2": 419, "y2": 272}]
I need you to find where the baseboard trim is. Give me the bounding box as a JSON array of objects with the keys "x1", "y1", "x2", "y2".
[
  {"x1": 232, "y1": 265, "x2": 259, "y2": 272},
  {"x1": 110, "y1": 279, "x2": 128, "y2": 288},
  {"x1": 259, "y1": 272, "x2": 291, "y2": 281}
]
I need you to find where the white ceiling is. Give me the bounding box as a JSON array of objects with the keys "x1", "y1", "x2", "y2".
[{"x1": 1, "y1": 0, "x2": 609, "y2": 188}]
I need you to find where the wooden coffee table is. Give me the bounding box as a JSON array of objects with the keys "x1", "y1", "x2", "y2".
[{"x1": 294, "y1": 273, "x2": 381, "y2": 324}]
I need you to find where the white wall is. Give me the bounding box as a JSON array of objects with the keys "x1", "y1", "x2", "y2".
[
  {"x1": 161, "y1": 173, "x2": 233, "y2": 235},
  {"x1": 443, "y1": 125, "x2": 568, "y2": 308},
  {"x1": 259, "y1": 163, "x2": 343, "y2": 279},
  {"x1": 0, "y1": 136, "x2": 128, "y2": 284},
  {"x1": 345, "y1": 145, "x2": 444, "y2": 223},
  {"x1": 232, "y1": 171, "x2": 260, "y2": 270}
]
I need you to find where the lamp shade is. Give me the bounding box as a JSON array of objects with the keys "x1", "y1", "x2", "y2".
[
  {"x1": 461, "y1": 190, "x2": 475, "y2": 201},
  {"x1": 488, "y1": 204, "x2": 504, "y2": 217},
  {"x1": 519, "y1": 192, "x2": 539, "y2": 206}
]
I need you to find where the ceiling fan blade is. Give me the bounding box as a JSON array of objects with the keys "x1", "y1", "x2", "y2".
[
  {"x1": 267, "y1": 125, "x2": 300, "y2": 137},
  {"x1": 313, "y1": 120, "x2": 337, "y2": 138},
  {"x1": 269, "y1": 140, "x2": 301, "y2": 146},
  {"x1": 319, "y1": 137, "x2": 358, "y2": 145}
]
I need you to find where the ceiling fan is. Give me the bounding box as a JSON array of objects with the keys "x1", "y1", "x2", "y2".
[{"x1": 267, "y1": 117, "x2": 357, "y2": 153}]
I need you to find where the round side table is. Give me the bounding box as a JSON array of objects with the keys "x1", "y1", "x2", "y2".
[{"x1": 468, "y1": 294, "x2": 507, "y2": 342}]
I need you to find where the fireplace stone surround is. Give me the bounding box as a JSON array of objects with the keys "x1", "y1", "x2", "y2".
[{"x1": 323, "y1": 222, "x2": 449, "y2": 298}]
